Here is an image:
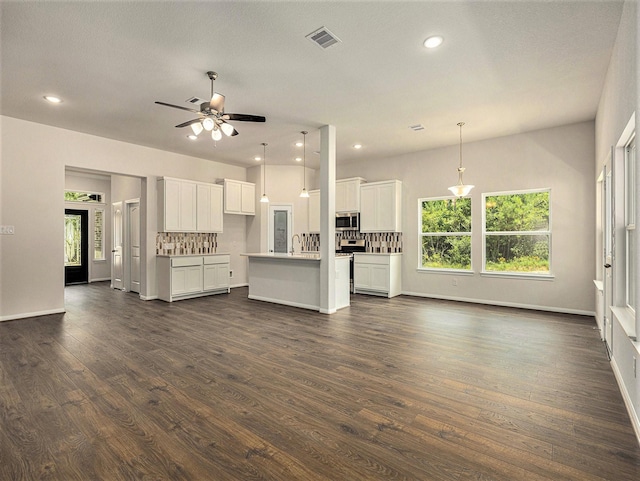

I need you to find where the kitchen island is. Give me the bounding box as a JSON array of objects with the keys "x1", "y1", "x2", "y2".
[{"x1": 241, "y1": 253, "x2": 350, "y2": 312}]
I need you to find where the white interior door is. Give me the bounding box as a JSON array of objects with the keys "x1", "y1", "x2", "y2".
[
  {"x1": 127, "y1": 201, "x2": 141, "y2": 293},
  {"x1": 112, "y1": 201, "x2": 124, "y2": 290},
  {"x1": 268, "y1": 204, "x2": 292, "y2": 254}
]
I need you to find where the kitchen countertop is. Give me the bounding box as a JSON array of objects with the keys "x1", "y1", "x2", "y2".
[
  {"x1": 157, "y1": 253, "x2": 230, "y2": 257},
  {"x1": 241, "y1": 252, "x2": 321, "y2": 261}
]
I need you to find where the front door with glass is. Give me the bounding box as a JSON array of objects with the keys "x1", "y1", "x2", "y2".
[{"x1": 64, "y1": 209, "x2": 89, "y2": 285}]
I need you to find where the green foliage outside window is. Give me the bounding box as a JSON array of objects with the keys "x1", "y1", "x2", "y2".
[
  {"x1": 484, "y1": 191, "x2": 550, "y2": 273},
  {"x1": 421, "y1": 198, "x2": 471, "y2": 270}
]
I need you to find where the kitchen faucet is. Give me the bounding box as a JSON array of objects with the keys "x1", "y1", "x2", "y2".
[{"x1": 291, "y1": 234, "x2": 300, "y2": 254}]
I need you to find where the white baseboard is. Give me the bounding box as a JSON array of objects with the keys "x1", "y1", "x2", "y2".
[
  {"x1": 89, "y1": 277, "x2": 111, "y2": 282},
  {"x1": 610, "y1": 357, "x2": 640, "y2": 446},
  {"x1": 401, "y1": 291, "x2": 595, "y2": 317},
  {"x1": 139, "y1": 294, "x2": 158, "y2": 301},
  {"x1": 0, "y1": 308, "x2": 66, "y2": 322},
  {"x1": 230, "y1": 282, "x2": 248, "y2": 289}
]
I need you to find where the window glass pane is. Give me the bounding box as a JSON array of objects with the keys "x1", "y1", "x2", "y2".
[
  {"x1": 65, "y1": 191, "x2": 103, "y2": 203},
  {"x1": 422, "y1": 198, "x2": 471, "y2": 233},
  {"x1": 421, "y1": 235, "x2": 471, "y2": 270},
  {"x1": 94, "y1": 209, "x2": 104, "y2": 260},
  {"x1": 628, "y1": 228, "x2": 636, "y2": 311},
  {"x1": 64, "y1": 214, "x2": 82, "y2": 266},
  {"x1": 485, "y1": 192, "x2": 549, "y2": 232},
  {"x1": 485, "y1": 235, "x2": 549, "y2": 273}
]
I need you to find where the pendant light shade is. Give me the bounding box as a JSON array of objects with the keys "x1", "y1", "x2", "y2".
[
  {"x1": 448, "y1": 122, "x2": 474, "y2": 197},
  {"x1": 299, "y1": 130, "x2": 310, "y2": 198},
  {"x1": 260, "y1": 142, "x2": 269, "y2": 203}
]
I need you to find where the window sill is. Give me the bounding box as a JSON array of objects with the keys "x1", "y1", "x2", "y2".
[
  {"x1": 417, "y1": 268, "x2": 474, "y2": 276},
  {"x1": 480, "y1": 271, "x2": 555, "y2": 281},
  {"x1": 610, "y1": 306, "x2": 637, "y2": 341}
]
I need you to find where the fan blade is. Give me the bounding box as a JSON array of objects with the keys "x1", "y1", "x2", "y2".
[
  {"x1": 155, "y1": 101, "x2": 201, "y2": 114},
  {"x1": 224, "y1": 113, "x2": 266, "y2": 122},
  {"x1": 175, "y1": 119, "x2": 202, "y2": 128},
  {"x1": 210, "y1": 93, "x2": 225, "y2": 113}
]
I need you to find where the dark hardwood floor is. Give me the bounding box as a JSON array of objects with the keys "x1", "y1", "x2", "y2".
[{"x1": 1, "y1": 283, "x2": 639, "y2": 480}]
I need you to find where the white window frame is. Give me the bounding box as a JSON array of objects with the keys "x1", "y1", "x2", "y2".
[
  {"x1": 624, "y1": 134, "x2": 636, "y2": 314},
  {"x1": 482, "y1": 188, "x2": 553, "y2": 279},
  {"x1": 417, "y1": 195, "x2": 472, "y2": 273}
]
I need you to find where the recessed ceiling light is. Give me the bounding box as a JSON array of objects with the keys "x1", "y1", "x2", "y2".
[
  {"x1": 254, "y1": 156, "x2": 262, "y2": 161},
  {"x1": 295, "y1": 157, "x2": 302, "y2": 162},
  {"x1": 295, "y1": 141, "x2": 303, "y2": 147},
  {"x1": 187, "y1": 135, "x2": 198, "y2": 140},
  {"x1": 353, "y1": 144, "x2": 363, "y2": 149},
  {"x1": 423, "y1": 36, "x2": 444, "y2": 49},
  {"x1": 44, "y1": 95, "x2": 62, "y2": 104}
]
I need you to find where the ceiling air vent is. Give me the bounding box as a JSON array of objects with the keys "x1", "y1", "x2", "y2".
[
  {"x1": 410, "y1": 124, "x2": 425, "y2": 131},
  {"x1": 306, "y1": 26, "x2": 341, "y2": 49},
  {"x1": 186, "y1": 96, "x2": 205, "y2": 105}
]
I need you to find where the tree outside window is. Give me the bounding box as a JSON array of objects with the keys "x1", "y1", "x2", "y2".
[
  {"x1": 483, "y1": 190, "x2": 550, "y2": 275},
  {"x1": 419, "y1": 197, "x2": 472, "y2": 270}
]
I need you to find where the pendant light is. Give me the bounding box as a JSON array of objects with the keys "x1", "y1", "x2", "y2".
[
  {"x1": 260, "y1": 142, "x2": 269, "y2": 203},
  {"x1": 448, "y1": 122, "x2": 474, "y2": 197},
  {"x1": 299, "y1": 130, "x2": 310, "y2": 198}
]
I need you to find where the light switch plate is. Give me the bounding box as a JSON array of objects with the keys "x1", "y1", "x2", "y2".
[{"x1": 0, "y1": 225, "x2": 15, "y2": 235}]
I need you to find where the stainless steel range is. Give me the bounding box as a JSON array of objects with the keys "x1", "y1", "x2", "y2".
[{"x1": 336, "y1": 239, "x2": 366, "y2": 293}]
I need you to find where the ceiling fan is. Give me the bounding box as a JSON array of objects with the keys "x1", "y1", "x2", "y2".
[{"x1": 155, "y1": 71, "x2": 265, "y2": 141}]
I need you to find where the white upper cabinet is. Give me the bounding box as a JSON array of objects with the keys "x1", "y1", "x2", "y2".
[
  {"x1": 335, "y1": 177, "x2": 366, "y2": 213},
  {"x1": 360, "y1": 180, "x2": 402, "y2": 233},
  {"x1": 158, "y1": 177, "x2": 223, "y2": 233},
  {"x1": 158, "y1": 178, "x2": 197, "y2": 232},
  {"x1": 196, "y1": 183, "x2": 224, "y2": 233},
  {"x1": 308, "y1": 189, "x2": 320, "y2": 233},
  {"x1": 220, "y1": 179, "x2": 255, "y2": 215}
]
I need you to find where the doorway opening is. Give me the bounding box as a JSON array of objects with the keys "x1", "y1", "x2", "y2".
[{"x1": 64, "y1": 209, "x2": 89, "y2": 285}]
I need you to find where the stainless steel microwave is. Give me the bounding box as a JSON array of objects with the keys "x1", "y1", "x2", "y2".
[{"x1": 336, "y1": 212, "x2": 359, "y2": 231}]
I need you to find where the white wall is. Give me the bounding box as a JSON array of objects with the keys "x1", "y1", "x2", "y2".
[
  {"x1": 64, "y1": 171, "x2": 112, "y2": 281},
  {"x1": 338, "y1": 121, "x2": 596, "y2": 315},
  {"x1": 594, "y1": 0, "x2": 639, "y2": 442},
  {"x1": 0, "y1": 116, "x2": 246, "y2": 320},
  {"x1": 245, "y1": 163, "x2": 317, "y2": 255}
]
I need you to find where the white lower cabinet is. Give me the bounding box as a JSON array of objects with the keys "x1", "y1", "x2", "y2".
[
  {"x1": 353, "y1": 253, "x2": 402, "y2": 298},
  {"x1": 203, "y1": 257, "x2": 230, "y2": 291},
  {"x1": 158, "y1": 254, "x2": 230, "y2": 302}
]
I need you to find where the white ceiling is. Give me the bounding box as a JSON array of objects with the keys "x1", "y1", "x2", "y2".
[{"x1": 0, "y1": 1, "x2": 623, "y2": 169}]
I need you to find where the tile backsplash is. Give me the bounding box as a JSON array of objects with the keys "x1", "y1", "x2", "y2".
[
  {"x1": 156, "y1": 233, "x2": 217, "y2": 255},
  {"x1": 301, "y1": 232, "x2": 403, "y2": 253}
]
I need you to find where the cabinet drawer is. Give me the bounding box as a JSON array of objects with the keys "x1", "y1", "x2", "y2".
[
  {"x1": 204, "y1": 255, "x2": 230, "y2": 265},
  {"x1": 354, "y1": 254, "x2": 390, "y2": 265},
  {"x1": 172, "y1": 256, "x2": 203, "y2": 268}
]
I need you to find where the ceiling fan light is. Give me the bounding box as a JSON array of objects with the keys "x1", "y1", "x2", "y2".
[
  {"x1": 211, "y1": 127, "x2": 222, "y2": 141},
  {"x1": 202, "y1": 117, "x2": 215, "y2": 131},
  {"x1": 190, "y1": 122, "x2": 204, "y2": 136},
  {"x1": 220, "y1": 122, "x2": 235, "y2": 137}
]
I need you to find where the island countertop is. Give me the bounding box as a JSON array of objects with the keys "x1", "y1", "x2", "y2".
[
  {"x1": 241, "y1": 252, "x2": 321, "y2": 261},
  {"x1": 157, "y1": 253, "x2": 230, "y2": 258}
]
